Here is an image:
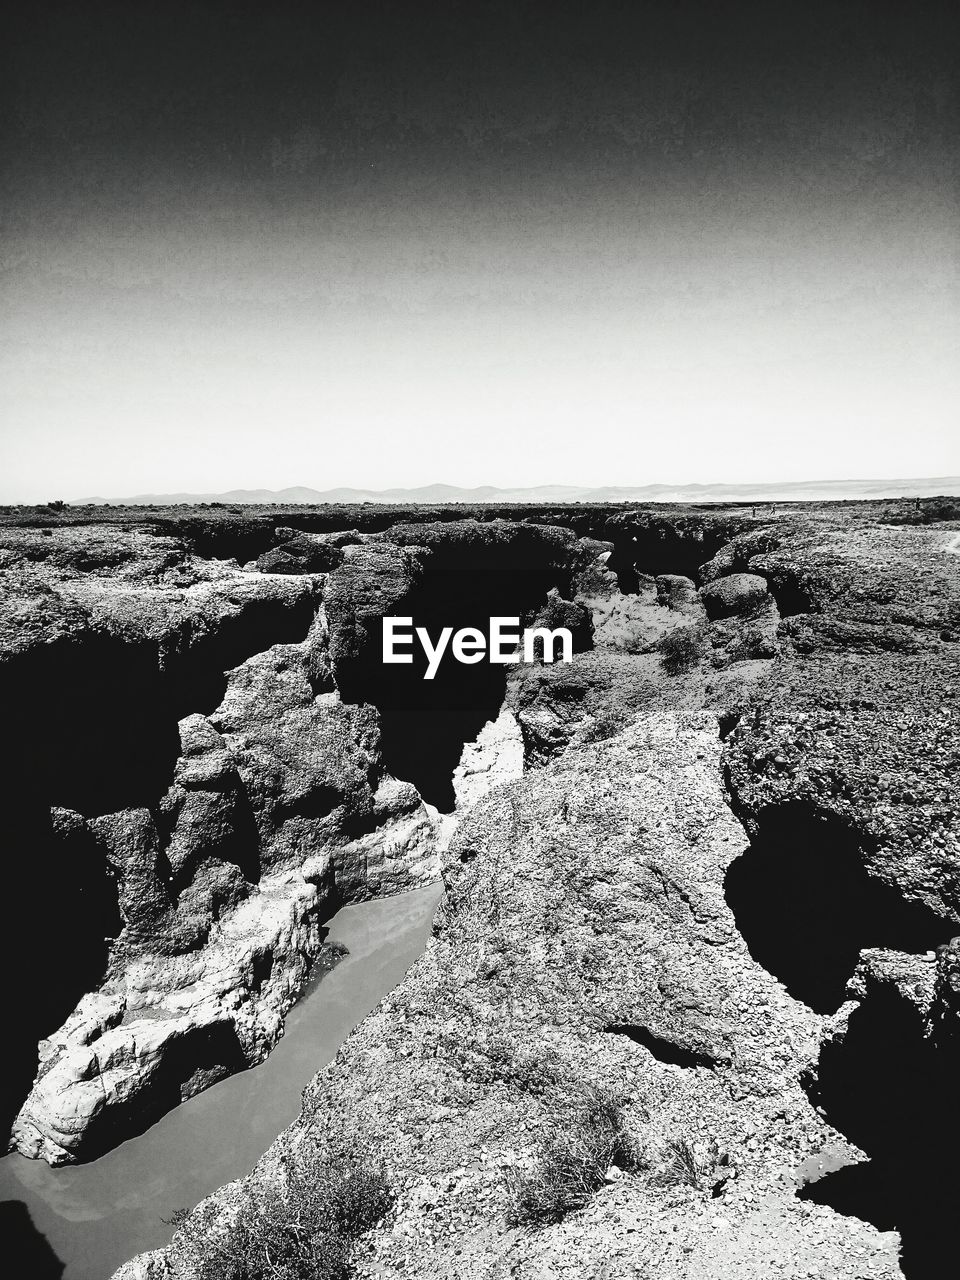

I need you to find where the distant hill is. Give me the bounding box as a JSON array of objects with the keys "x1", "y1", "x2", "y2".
[{"x1": 74, "y1": 477, "x2": 960, "y2": 506}]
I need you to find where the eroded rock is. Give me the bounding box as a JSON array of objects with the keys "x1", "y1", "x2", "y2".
[
  {"x1": 452, "y1": 707, "x2": 525, "y2": 812},
  {"x1": 700, "y1": 573, "x2": 771, "y2": 620},
  {"x1": 5, "y1": 588, "x2": 441, "y2": 1164},
  {"x1": 2, "y1": 502, "x2": 958, "y2": 1279}
]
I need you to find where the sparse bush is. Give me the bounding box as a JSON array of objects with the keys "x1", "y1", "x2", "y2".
[
  {"x1": 447, "y1": 1032, "x2": 565, "y2": 1095},
  {"x1": 46, "y1": 499, "x2": 67, "y2": 511},
  {"x1": 651, "y1": 1136, "x2": 724, "y2": 1190},
  {"x1": 506, "y1": 1083, "x2": 641, "y2": 1227},
  {"x1": 657, "y1": 624, "x2": 705, "y2": 674},
  {"x1": 167, "y1": 1138, "x2": 392, "y2": 1280}
]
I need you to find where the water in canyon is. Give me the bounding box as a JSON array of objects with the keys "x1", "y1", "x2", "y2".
[{"x1": 0, "y1": 882, "x2": 443, "y2": 1280}]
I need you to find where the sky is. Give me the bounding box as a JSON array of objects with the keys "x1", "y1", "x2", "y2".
[{"x1": 1, "y1": 0, "x2": 958, "y2": 501}]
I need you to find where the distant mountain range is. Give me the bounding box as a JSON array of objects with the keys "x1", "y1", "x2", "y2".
[{"x1": 72, "y1": 478, "x2": 960, "y2": 506}]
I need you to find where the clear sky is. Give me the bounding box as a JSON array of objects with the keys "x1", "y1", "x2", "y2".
[{"x1": 2, "y1": 1, "x2": 958, "y2": 501}]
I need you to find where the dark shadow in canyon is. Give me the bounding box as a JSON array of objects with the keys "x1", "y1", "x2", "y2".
[
  {"x1": 164, "y1": 593, "x2": 318, "y2": 719},
  {"x1": 3, "y1": 593, "x2": 317, "y2": 821},
  {"x1": 0, "y1": 598, "x2": 316, "y2": 1133},
  {"x1": 0, "y1": 799, "x2": 124, "y2": 1139},
  {"x1": 724, "y1": 804, "x2": 954, "y2": 1014},
  {"x1": 0, "y1": 1201, "x2": 64, "y2": 1279},
  {"x1": 799, "y1": 980, "x2": 960, "y2": 1280},
  {"x1": 762, "y1": 566, "x2": 813, "y2": 618},
  {"x1": 605, "y1": 545, "x2": 641, "y2": 594},
  {"x1": 339, "y1": 565, "x2": 569, "y2": 811},
  {"x1": 612, "y1": 522, "x2": 734, "y2": 581},
  {"x1": 5, "y1": 633, "x2": 181, "y2": 818}
]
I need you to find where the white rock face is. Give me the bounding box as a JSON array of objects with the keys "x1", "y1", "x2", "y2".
[
  {"x1": 12, "y1": 870, "x2": 323, "y2": 1165},
  {"x1": 452, "y1": 707, "x2": 525, "y2": 812},
  {"x1": 305, "y1": 776, "x2": 439, "y2": 900}
]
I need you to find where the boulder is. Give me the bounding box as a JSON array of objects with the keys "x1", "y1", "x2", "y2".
[
  {"x1": 526, "y1": 589, "x2": 594, "y2": 654},
  {"x1": 699, "y1": 572, "x2": 770, "y2": 620},
  {"x1": 655, "y1": 574, "x2": 703, "y2": 615},
  {"x1": 256, "y1": 534, "x2": 345, "y2": 575},
  {"x1": 10, "y1": 870, "x2": 323, "y2": 1164}
]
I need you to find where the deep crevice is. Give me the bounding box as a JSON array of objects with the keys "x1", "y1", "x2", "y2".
[
  {"x1": 609, "y1": 514, "x2": 744, "y2": 581},
  {"x1": 717, "y1": 711, "x2": 740, "y2": 740},
  {"x1": 0, "y1": 600, "x2": 318, "y2": 1129},
  {"x1": 605, "y1": 1024, "x2": 717, "y2": 1069},
  {"x1": 164, "y1": 593, "x2": 319, "y2": 718},
  {"x1": 762, "y1": 566, "x2": 813, "y2": 618},
  {"x1": 724, "y1": 804, "x2": 954, "y2": 1014},
  {"x1": 144, "y1": 504, "x2": 627, "y2": 563},
  {"x1": 799, "y1": 982, "x2": 960, "y2": 1279},
  {"x1": 338, "y1": 564, "x2": 567, "y2": 811},
  {"x1": 3, "y1": 633, "x2": 182, "y2": 818}
]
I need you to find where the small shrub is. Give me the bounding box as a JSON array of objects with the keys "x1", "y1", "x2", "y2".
[
  {"x1": 307, "y1": 1150, "x2": 393, "y2": 1240},
  {"x1": 506, "y1": 1083, "x2": 640, "y2": 1227},
  {"x1": 167, "y1": 1139, "x2": 393, "y2": 1280},
  {"x1": 450, "y1": 1033, "x2": 565, "y2": 1095},
  {"x1": 658, "y1": 625, "x2": 704, "y2": 674},
  {"x1": 46, "y1": 499, "x2": 67, "y2": 512},
  {"x1": 652, "y1": 1136, "x2": 723, "y2": 1190}
]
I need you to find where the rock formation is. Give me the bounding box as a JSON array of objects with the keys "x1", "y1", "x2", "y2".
[
  {"x1": 0, "y1": 516, "x2": 584, "y2": 1164},
  {"x1": 1, "y1": 496, "x2": 958, "y2": 1278}
]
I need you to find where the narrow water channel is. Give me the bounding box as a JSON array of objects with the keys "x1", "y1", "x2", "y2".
[{"x1": 0, "y1": 882, "x2": 443, "y2": 1280}]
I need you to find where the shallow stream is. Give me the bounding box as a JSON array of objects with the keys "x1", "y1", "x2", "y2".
[{"x1": 0, "y1": 882, "x2": 443, "y2": 1279}]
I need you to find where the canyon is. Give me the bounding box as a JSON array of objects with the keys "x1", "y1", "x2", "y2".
[{"x1": 0, "y1": 495, "x2": 958, "y2": 1279}]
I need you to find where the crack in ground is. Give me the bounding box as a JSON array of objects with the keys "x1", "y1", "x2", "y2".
[
  {"x1": 723, "y1": 802, "x2": 954, "y2": 1014},
  {"x1": 799, "y1": 977, "x2": 960, "y2": 1279},
  {"x1": 605, "y1": 1024, "x2": 718, "y2": 1069}
]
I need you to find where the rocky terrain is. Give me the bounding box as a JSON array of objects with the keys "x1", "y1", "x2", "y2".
[{"x1": 1, "y1": 496, "x2": 958, "y2": 1278}]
